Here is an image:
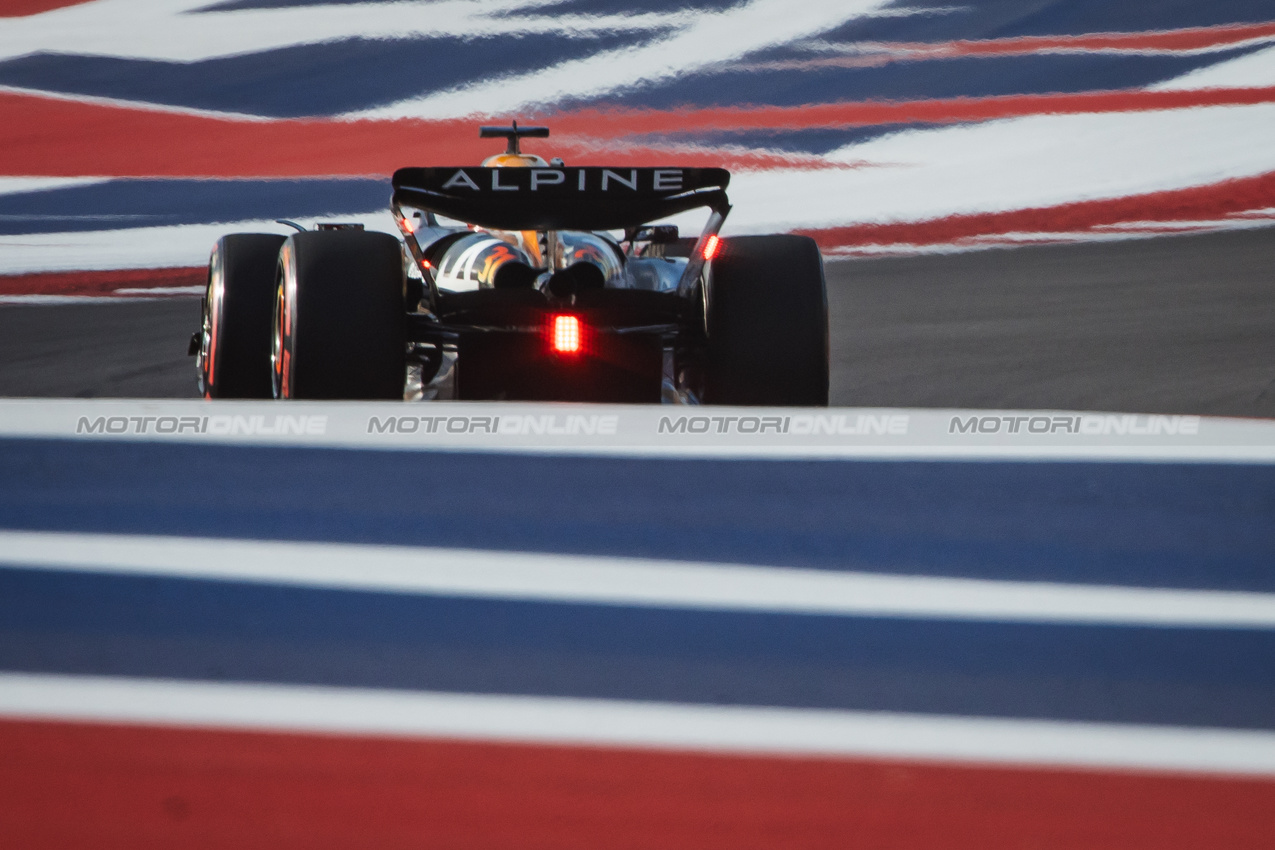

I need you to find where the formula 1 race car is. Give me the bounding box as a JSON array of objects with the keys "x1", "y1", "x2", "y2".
[{"x1": 194, "y1": 123, "x2": 828, "y2": 405}]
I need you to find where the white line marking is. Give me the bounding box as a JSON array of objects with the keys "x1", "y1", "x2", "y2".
[
  {"x1": 3, "y1": 530, "x2": 1274, "y2": 628},
  {"x1": 2, "y1": 672, "x2": 1273, "y2": 776},
  {"x1": 822, "y1": 215, "x2": 1275, "y2": 254},
  {"x1": 112, "y1": 285, "x2": 204, "y2": 295},
  {"x1": 0, "y1": 294, "x2": 197, "y2": 305}
]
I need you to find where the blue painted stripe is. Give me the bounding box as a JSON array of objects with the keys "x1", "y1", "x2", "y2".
[
  {"x1": 0, "y1": 30, "x2": 648, "y2": 118},
  {"x1": 1, "y1": 438, "x2": 1273, "y2": 592},
  {"x1": 2, "y1": 565, "x2": 1273, "y2": 728},
  {"x1": 585, "y1": 47, "x2": 1262, "y2": 112},
  {"x1": 639, "y1": 125, "x2": 951, "y2": 157},
  {"x1": 0, "y1": 179, "x2": 388, "y2": 237},
  {"x1": 826, "y1": 0, "x2": 1275, "y2": 43}
]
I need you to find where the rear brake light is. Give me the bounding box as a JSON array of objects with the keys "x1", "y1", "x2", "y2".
[
  {"x1": 703, "y1": 234, "x2": 721, "y2": 261},
  {"x1": 550, "y1": 314, "x2": 582, "y2": 354}
]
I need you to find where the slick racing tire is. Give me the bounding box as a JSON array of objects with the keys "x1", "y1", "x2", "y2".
[
  {"x1": 702, "y1": 234, "x2": 829, "y2": 406},
  {"x1": 273, "y1": 230, "x2": 406, "y2": 400},
  {"x1": 199, "y1": 233, "x2": 287, "y2": 398}
]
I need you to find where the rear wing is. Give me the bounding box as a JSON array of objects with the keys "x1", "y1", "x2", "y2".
[
  {"x1": 391, "y1": 166, "x2": 730, "y2": 231},
  {"x1": 391, "y1": 166, "x2": 732, "y2": 305}
]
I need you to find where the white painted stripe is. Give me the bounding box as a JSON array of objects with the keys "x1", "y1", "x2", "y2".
[
  {"x1": 1152, "y1": 43, "x2": 1275, "y2": 91},
  {"x1": 0, "y1": 295, "x2": 195, "y2": 305},
  {"x1": 0, "y1": 213, "x2": 397, "y2": 275},
  {"x1": 823, "y1": 216, "x2": 1275, "y2": 256},
  {"x1": 2, "y1": 672, "x2": 1273, "y2": 776},
  {"x1": 0, "y1": 176, "x2": 111, "y2": 196},
  {"x1": 0, "y1": 287, "x2": 203, "y2": 305},
  {"x1": 112, "y1": 285, "x2": 204, "y2": 295},
  {"x1": 3, "y1": 530, "x2": 1274, "y2": 628}
]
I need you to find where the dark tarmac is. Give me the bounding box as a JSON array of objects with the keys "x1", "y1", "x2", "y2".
[{"x1": 1, "y1": 227, "x2": 1272, "y2": 415}]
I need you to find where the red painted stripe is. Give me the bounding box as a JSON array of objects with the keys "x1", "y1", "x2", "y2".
[
  {"x1": 876, "y1": 21, "x2": 1275, "y2": 60},
  {"x1": 555, "y1": 87, "x2": 1275, "y2": 139},
  {"x1": 945, "y1": 21, "x2": 1275, "y2": 55},
  {"x1": 1, "y1": 718, "x2": 1272, "y2": 849},
  {"x1": 0, "y1": 0, "x2": 93, "y2": 17},
  {"x1": 0, "y1": 93, "x2": 483, "y2": 178},
  {"x1": 799, "y1": 171, "x2": 1275, "y2": 250},
  {"x1": 0, "y1": 94, "x2": 819, "y2": 178},
  {"x1": 745, "y1": 23, "x2": 1275, "y2": 71},
  {"x1": 0, "y1": 267, "x2": 204, "y2": 297},
  {"x1": 4, "y1": 87, "x2": 1275, "y2": 178}
]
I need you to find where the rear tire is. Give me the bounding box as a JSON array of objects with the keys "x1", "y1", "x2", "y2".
[
  {"x1": 273, "y1": 230, "x2": 406, "y2": 400},
  {"x1": 703, "y1": 234, "x2": 829, "y2": 406},
  {"x1": 199, "y1": 233, "x2": 286, "y2": 398}
]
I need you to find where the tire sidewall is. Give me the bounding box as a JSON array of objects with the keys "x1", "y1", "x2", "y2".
[
  {"x1": 198, "y1": 245, "x2": 224, "y2": 398},
  {"x1": 273, "y1": 239, "x2": 298, "y2": 399}
]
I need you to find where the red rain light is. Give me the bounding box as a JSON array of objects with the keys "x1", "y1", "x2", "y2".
[
  {"x1": 551, "y1": 314, "x2": 582, "y2": 354},
  {"x1": 703, "y1": 234, "x2": 721, "y2": 261}
]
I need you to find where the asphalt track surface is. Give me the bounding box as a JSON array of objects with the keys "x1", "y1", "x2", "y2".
[{"x1": 0, "y1": 227, "x2": 1273, "y2": 415}]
